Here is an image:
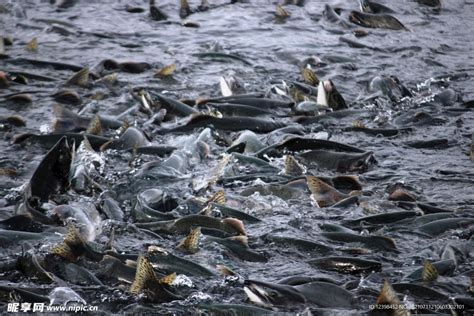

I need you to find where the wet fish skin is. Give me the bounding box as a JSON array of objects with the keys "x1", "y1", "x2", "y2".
[
  {"x1": 263, "y1": 234, "x2": 332, "y2": 254},
  {"x1": 27, "y1": 136, "x2": 73, "y2": 202},
  {"x1": 149, "y1": 0, "x2": 167, "y2": 21},
  {"x1": 349, "y1": 11, "x2": 407, "y2": 31},
  {"x1": 321, "y1": 232, "x2": 397, "y2": 251},
  {"x1": 198, "y1": 304, "x2": 272, "y2": 315},
  {"x1": 359, "y1": 0, "x2": 395, "y2": 14},
  {"x1": 206, "y1": 235, "x2": 267, "y2": 262},
  {"x1": 308, "y1": 256, "x2": 382, "y2": 274},
  {"x1": 418, "y1": 217, "x2": 474, "y2": 236},
  {"x1": 159, "y1": 115, "x2": 286, "y2": 134},
  {"x1": 147, "y1": 248, "x2": 215, "y2": 277},
  {"x1": 299, "y1": 150, "x2": 374, "y2": 173}
]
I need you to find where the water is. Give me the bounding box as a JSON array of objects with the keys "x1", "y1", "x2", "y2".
[{"x1": 0, "y1": 0, "x2": 473, "y2": 314}]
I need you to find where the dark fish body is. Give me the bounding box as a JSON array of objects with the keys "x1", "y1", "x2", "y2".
[
  {"x1": 345, "y1": 211, "x2": 419, "y2": 226},
  {"x1": 161, "y1": 115, "x2": 285, "y2": 134},
  {"x1": 321, "y1": 232, "x2": 396, "y2": 251},
  {"x1": 152, "y1": 93, "x2": 198, "y2": 116},
  {"x1": 299, "y1": 150, "x2": 374, "y2": 172},
  {"x1": 207, "y1": 102, "x2": 275, "y2": 117},
  {"x1": 360, "y1": 0, "x2": 395, "y2": 14},
  {"x1": 349, "y1": 11, "x2": 407, "y2": 31},
  {"x1": 28, "y1": 136, "x2": 72, "y2": 201},
  {"x1": 206, "y1": 236, "x2": 267, "y2": 262},
  {"x1": 208, "y1": 97, "x2": 293, "y2": 109},
  {"x1": 148, "y1": 251, "x2": 214, "y2": 277},
  {"x1": 136, "y1": 215, "x2": 244, "y2": 236},
  {"x1": 295, "y1": 281, "x2": 355, "y2": 308},
  {"x1": 405, "y1": 259, "x2": 455, "y2": 281},
  {"x1": 264, "y1": 235, "x2": 332, "y2": 253},
  {"x1": 308, "y1": 256, "x2": 382, "y2": 274},
  {"x1": 198, "y1": 304, "x2": 272, "y2": 315},
  {"x1": 418, "y1": 217, "x2": 474, "y2": 236}
]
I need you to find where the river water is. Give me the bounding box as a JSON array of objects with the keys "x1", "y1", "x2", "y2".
[{"x1": 0, "y1": 0, "x2": 473, "y2": 314}]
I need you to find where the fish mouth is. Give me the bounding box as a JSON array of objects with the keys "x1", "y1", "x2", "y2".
[
  {"x1": 349, "y1": 11, "x2": 366, "y2": 26},
  {"x1": 348, "y1": 151, "x2": 375, "y2": 172},
  {"x1": 244, "y1": 279, "x2": 307, "y2": 305}
]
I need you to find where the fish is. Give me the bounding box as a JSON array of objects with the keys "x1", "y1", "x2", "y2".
[
  {"x1": 149, "y1": 0, "x2": 167, "y2": 21},
  {"x1": 323, "y1": 4, "x2": 351, "y2": 29},
  {"x1": 219, "y1": 74, "x2": 246, "y2": 96},
  {"x1": 344, "y1": 211, "x2": 420, "y2": 227},
  {"x1": 26, "y1": 37, "x2": 38, "y2": 52},
  {"x1": 421, "y1": 261, "x2": 439, "y2": 282},
  {"x1": 415, "y1": 0, "x2": 441, "y2": 8},
  {"x1": 275, "y1": 5, "x2": 291, "y2": 20},
  {"x1": 198, "y1": 304, "x2": 272, "y2": 315},
  {"x1": 147, "y1": 246, "x2": 215, "y2": 277},
  {"x1": 206, "y1": 235, "x2": 267, "y2": 262},
  {"x1": 26, "y1": 136, "x2": 73, "y2": 202},
  {"x1": 179, "y1": 0, "x2": 192, "y2": 18},
  {"x1": 154, "y1": 63, "x2": 176, "y2": 78},
  {"x1": 159, "y1": 115, "x2": 286, "y2": 134},
  {"x1": 308, "y1": 256, "x2": 382, "y2": 274},
  {"x1": 263, "y1": 235, "x2": 332, "y2": 254},
  {"x1": 176, "y1": 227, "x2": 201, "y2": 254},
  {"x1": 151, "y1": 92, "x2": 198, "y2": 116},
  {"x1": 192, "y1": 52, "x2": 253, "y2": 66},
  {"x1": 244, "y1": 279, "x2": 306, "y2": 306},
  {"x1": 301, "y1": 67, "x2": 319, "y2": 86},
  {"x1": 374, "y1": 280, "x2": 408, "y2": 316},
  {"x1": 53, "y1": 89, "x2": 81, "y2": 105},
  {"x1": 321, "y1": 232, "x2": 397, "y2": 251},
  {"x1": 136, "y1": 215, "x2": 246, "y2": 236},
  {"x1": 306, "y1": 176, "x2": 349, "y2": 207},
  {"x1": 129, "y1": 254, "x2": 181, "y2": 303},
  {"x1": 359, "y1": 0, "x2": 395, "y2": 14},
  {"x1": 349, "y1": 11, "x2": 408, "y2": 31},
  {"x1": 51, "y1": 203, "x2": 101, "y2": 241},
  {"x1": 299, "y1": 150, "x2": 375, "y2": 173},
  {"x1": 418, "y1": 218, "x2": 474, "y2": 236},
  {"x1": 284, "y1": 155, "x2": 305, "y2": 176},
  {"x1": 65, "y1": 67, "x2": 90, "y2": 87}
]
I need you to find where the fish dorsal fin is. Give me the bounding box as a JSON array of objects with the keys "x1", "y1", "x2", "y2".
[
  {"x1": 284, "y1": 155, "x2": 305, "y2": 176},
  {"x1": 155, "y1": 63, "x2": 176, "y2": 78},
  {"x1": 159, "y1": 272, "x2": 177, "y2": 285},
  {"x1": 26, "y1": 37, "x2": 38, "y2": 52},
  {"x1": 82, "y1": 135, "x2": 95, "y2": 152},
  {"x1": 222, "y1": 218, "x2": 246, "y2": 236},
  {"x1": 176, "y1": 227, "x2": 201, "y2": 254},
  {"x1": 130, "y1": 255, "x2": 158, "y2": 295},
  {"x1": 306, "y1": 176, "x2": 346, "y2": 207},
  {"x1": 301, "y1": 67, "x2": 319, "y2": 86},
  {"x1": 66, "y1": 67, "x2": 89, "y2": 87},
  {"x1": 64, "y1": 223, "x2": 85, "y2": 248},
  {"x1": 216, "y1": 264, "x2": 237, "y2": 276},
  {"x1": 207, "y1": 190, "x2": 225, "y2": 205},
  {"x1": 421, "y1": 261, "x2": 439, "y2": 282},
  {"x1": 86, "y1": 115, "x2": 102, "y2": 135},
  {"x1": 199, "y1": 204, "x2": 212, "y2": 216},
  {"x1": 229, "y1": 235, "x2": 249, "y2": 247},
  {"x1": 275, "y1": 5, "x2": 291, "y2": 18},
  {"x1": 50, "y1": 242, "x2": 77, "y2": 262},
  {"x1": 376, "y1": 280, "x2": 400, "y2": 305}
]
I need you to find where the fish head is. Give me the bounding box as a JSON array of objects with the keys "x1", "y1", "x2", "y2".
[
  {"x1": 344, "y1": 151, "x2": 375, "y2": 173},
  {"x1": 244, "y1": 280, "x2": 305, "y2": 307},
  {"x1": 349, "y1": 11, "x2": 367, "y2": 26},
  {"x1": 359, "y1": 0, "x2": 372, "y2": 13}
]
